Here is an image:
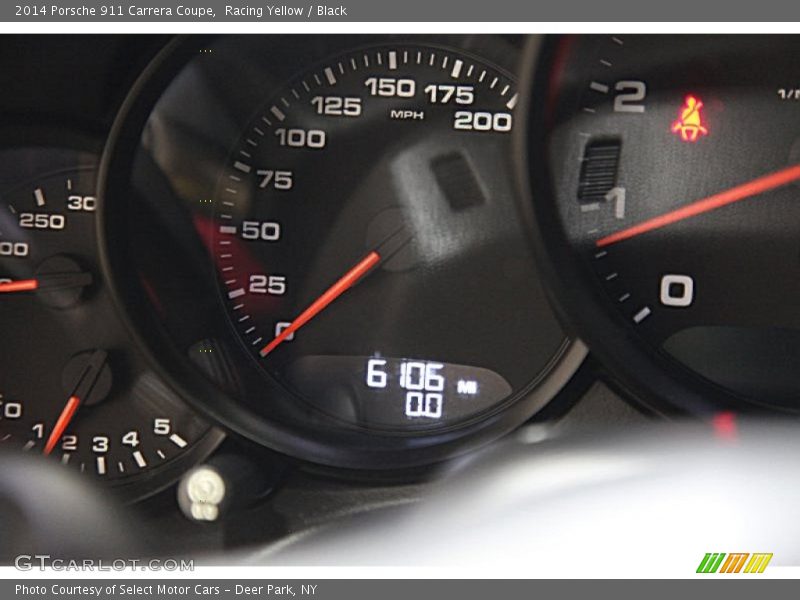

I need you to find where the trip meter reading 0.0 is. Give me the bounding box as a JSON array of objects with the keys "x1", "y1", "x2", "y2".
[
  {"x1": 209, "y1": 43, "x2": 569, "y2": 431},
  {"x1": 103, "y1": 36, "x2": 584, "y2": 467},
  {"x1": 285, "y1": 355, "x2": 512, "y2": 423}
]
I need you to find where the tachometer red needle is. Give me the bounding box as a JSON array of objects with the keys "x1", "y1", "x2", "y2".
[
  {"x1": 0, "y1": 272, "x2": 92, "y2": 294},
  {"x1": 596, "y1": 164, "x2": 800, "y2": 248},
  {"x1": 259, "y1": 251, "x2": 381, "y2": 357},
  {"x1": 0, "y1": 279, "x2": 38, "y2": 293},
  {"x1": 43, "y1": 395, "x2": 80, "y2": 456}
]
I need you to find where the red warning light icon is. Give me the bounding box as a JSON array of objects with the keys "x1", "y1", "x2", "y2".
[{"x1": 671, "y1": 95, "x2": 708, "y2": 142}]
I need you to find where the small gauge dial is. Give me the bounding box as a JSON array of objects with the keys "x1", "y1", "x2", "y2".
[
  {"x1": 533, "y1": 34, "x2": 800, "y2": 411},
  {"x1": 0, "y1": 147, "x2": 220, "y2": 494}
]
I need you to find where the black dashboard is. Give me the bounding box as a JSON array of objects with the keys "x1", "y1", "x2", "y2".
[{"x1": 2, "y1": 33, "x2": 796, "y2": 558}]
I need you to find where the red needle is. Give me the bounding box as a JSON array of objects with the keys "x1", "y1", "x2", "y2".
[
  {"x1": 260, "y1": 251, "x2": 381, "y2": 357},
  {"x1": 596, "y1": 164, "x2": 800, "y2": 248},
  {"x1": 43, "y1": 395, "x2": 81, "y2": 456},
  {"x1": 0, "y1": 279, "x2": 38, "y2": 293}
]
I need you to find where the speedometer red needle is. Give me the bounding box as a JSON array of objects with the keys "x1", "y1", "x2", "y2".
[
  {"x1": 43, "y1": 395, "x2": 80, "y2": 456},
  {"x1": 259, "y1": 251, "x2": 382, "y2": 357},
  {"x1": 0, "y1": 279, "x2": 38, "y2": 293},
  {"x1": 596, "y1": 164, "x2": 800, "y2": 248}
]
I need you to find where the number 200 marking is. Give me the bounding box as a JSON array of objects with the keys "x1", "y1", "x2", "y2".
[{"x1": 453, "y1": 111, "x2": 512, "y2": 132}]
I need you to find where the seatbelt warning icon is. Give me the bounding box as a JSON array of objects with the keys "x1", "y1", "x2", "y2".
[{"x1": 671, "y1": 95, "x2": 708, "y2": 142}]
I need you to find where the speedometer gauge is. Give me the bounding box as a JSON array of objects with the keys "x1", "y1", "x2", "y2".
[
  {"x1": 215, "y1": 44, "x2": 558, "y2": 430},
  {"x1": 101, "y1": 36, "x2": 586, "y2": 468},
  {"x1": 522, "y1": 35, "x2": 800, "y2": 413}
]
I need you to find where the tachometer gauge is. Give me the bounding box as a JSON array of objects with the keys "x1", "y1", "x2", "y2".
[
  {"x1": 522, "y1": 35, "x2": 800, "y2": 413},
  {"x1": 101, "y1": 35, "x2": 586, "y2": 469},
  {"x1": 0, "y1": 145, "x2": 221, "y2": 500}
]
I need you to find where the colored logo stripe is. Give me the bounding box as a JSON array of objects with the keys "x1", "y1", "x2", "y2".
[
  {"x1": 719, "y1": 553, "x2": 749, "y2": 573},
  {"x1": 744, "y1": 554, "x2": 773, "y2": 573},
  {"x1": 697, "y1": 553, "x2": 726, "y2": 573},
  {"x1": 697, "y1": 553, "x2": 773, "y2": 574}
]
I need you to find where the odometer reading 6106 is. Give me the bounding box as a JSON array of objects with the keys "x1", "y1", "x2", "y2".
[{"x1": 211, "y1": 44, "x2": 567, "y2": 431}]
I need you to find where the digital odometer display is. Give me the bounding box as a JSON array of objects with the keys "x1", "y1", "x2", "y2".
[
  {"x1": 207, "y1": 43, "x2": 568, "y2": 430},
  {"x1": 286, "y1": 355, "x2": 512, "y2": 427}
]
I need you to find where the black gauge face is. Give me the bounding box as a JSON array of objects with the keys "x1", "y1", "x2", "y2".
[
  {"x1": 102, "y1": 36, "x2": 585, "y2": 468},
  {"x1": 0, "y1": 147, "x2": 219, "y2": 494},
  {"x1": 213, "y1": 43, "x2": 567, "y2": 431},
  {"x1": 540, "y1": 35, "x2": 800, "y2": 411}
]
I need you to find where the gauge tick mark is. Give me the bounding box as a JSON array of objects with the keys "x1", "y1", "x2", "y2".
[{"x1": 633, "y1": 307, "x2": 652, "y2": 323}]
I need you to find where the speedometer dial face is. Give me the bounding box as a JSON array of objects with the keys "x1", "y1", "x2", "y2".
[
  {"x1": 536, "y1": 35, "x2": 800, "y2": 411},
  {"x1": 0, "y1": 146, "x2": 220, "y2": 498},
  {"x1": 102, "y1": 36, "x2": 585, "y2": 467},
  {"x1": 215, "y1": 43, "x2": 567, "y2": 431}
]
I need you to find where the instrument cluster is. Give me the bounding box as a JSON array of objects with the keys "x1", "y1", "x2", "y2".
[{"x1": 2, "y1": 33, "x2": 796, "y2": 505}]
